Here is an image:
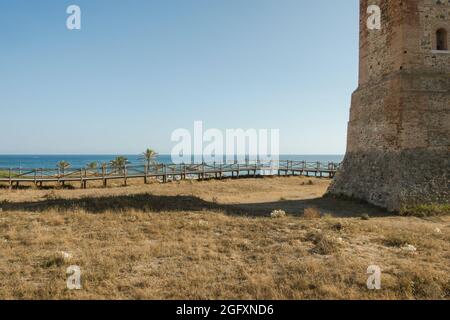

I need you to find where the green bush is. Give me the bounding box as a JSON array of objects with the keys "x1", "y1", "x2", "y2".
[{"x1": 400, "y1": 204, "x2": 450, "y2": 217}]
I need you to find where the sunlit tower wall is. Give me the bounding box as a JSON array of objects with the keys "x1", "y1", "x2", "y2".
[{"x1": 327, "y1": 0, "x2": 450, "y2": 211}]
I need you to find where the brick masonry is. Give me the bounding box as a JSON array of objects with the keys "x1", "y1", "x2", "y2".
[{"x1": 327, "y1": 0, "x2": 450, "y2": 211}]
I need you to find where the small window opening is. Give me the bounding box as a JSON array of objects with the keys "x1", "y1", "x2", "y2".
[{"x1": 436, "y1": 28, "x2": 448, "y2": 51}]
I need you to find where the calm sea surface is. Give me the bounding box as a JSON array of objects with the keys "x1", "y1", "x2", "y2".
[{"x1": 0, "y1": 155, "x2": 344, "y2": 169}]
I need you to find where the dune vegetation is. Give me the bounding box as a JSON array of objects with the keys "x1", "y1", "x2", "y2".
[{"x1": 0, "y1": 176, "x2": 448, "y2": 299}]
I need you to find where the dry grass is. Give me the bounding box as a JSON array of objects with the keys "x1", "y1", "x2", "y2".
[
  {"x1": 304, "y1": 230, "x2": 341, "y2": 255},
  {"x1": 0, "y1": 176, "x2": 449, "y2": 299},
  {"x1": 303, "y1": 207, "x2": 322, "y2": 220}
]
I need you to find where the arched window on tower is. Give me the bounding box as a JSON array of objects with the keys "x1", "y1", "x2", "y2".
[{"x1": 436, "y1": 28, "x2": 448, "y2": 51}]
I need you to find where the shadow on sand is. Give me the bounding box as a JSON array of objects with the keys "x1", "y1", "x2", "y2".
[{"x1": 1, "y1": 193, "x2": 391, "y2": 218}]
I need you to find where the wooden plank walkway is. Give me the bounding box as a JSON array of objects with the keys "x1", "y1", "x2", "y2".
[{"x1": 0, "y1": 160, "x2": 341, "y2": 189}]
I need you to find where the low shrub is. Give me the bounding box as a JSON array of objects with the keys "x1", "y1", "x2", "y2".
[
  {"x1": 400, "y1": 204, "x2": 450, "y2": 217},
  {"x1": 303, "y1": 207, "x2": 321, "y2": 219}
]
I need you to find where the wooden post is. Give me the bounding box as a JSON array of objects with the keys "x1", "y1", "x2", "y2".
[
  {"x1": 163, "y1": 164, "x2": 167, "y2": 183},
  {"x1": 8, "y1": 168, "x2": 12, "y2": 190},
  {"x1": 38, "y1": 169, "x2": 43, "y2": 188},
  {"x1": 102, "y1": 164, "x2": 107, "y2": 187},
  {"x1": 144, "y1": 164, "x2": 148, "y2": 184},
  {"x1": 61, "y1": 168, "x2": 66, "y2": 187},
  {"x1": 202, "y1": 162, "x2": 205, "y2": 180},
  {"x1": 124, "y1": 165, "x2": 128, "y2": 186},
  {"x1": 83, "y1": 168, "x2": 87, "y2": 189},
  {"x1": 38, "y1": 168, "x2": 43, "y2": 188},
  {"x1": 34, "y1": 169, "x2": 37, "y2": 186}
]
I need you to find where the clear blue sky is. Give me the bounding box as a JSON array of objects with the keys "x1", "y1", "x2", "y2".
[{"x1": 0, "y1": 0, "x2": 359, "y2": 155}]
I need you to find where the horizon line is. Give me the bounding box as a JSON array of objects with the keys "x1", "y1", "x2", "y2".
[{"x1": 0, "y1": 153, "x2": 345, "y2": 156}]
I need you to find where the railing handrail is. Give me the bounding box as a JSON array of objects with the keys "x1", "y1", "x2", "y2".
[{"x1": 0, "y1": 160, "x2": 342, "y2": 183}]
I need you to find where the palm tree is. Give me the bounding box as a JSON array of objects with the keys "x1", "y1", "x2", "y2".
[
  {"x1": 86, "y1": 161, "x2": 98, "y2": 176},
  {"x1": 139, "y1": 148, "x2": 158, "y2": 166},
  {"x1": 57, "y1": 161, "x2": 71, "y2": 175},
  {"x1": 110, "y1": 156, "x2": 128, "y2": 174},
  {"x1": 56, "y1": 161, "x2": 71, "y2": 186},
  {"x1": 87, "y1": 162, "x2": 98, "y2": 170}
]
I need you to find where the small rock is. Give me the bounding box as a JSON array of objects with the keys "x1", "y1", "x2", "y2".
[
  {"x1": 401, "y1": 244, "x2": 417, "y2": 252},
  {"x1": 336, "y1": 237, "x2": 343, "y2": 243},
  {"x1": 59, "y1": 251, "x2": 73, "y2": 261},
  {"x1": 361, "y1": 214, "x2": 370, "y2": 220},
  {"x1": 434, "y1": 228, "x2": 441, "y2": 234},
  {"x1": 270, "y1": 210, "x2": 286, "y2": 218}
]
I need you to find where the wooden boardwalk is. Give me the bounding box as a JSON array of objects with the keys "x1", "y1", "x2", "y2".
[{"x1": 0, "y1": 160, "x2": 340, "y2": 189}]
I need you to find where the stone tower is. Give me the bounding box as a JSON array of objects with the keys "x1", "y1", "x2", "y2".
[{"x1": 328, "y1": 0, "x2": 450, "y2": 211}]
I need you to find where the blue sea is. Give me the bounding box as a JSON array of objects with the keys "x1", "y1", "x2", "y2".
[{"x1": 0, "y1": 155, "x2": 344, "y2": 169}]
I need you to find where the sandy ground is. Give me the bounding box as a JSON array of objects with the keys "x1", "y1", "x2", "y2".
[
  {"x1": 0, "y1": 176, "x2": 387, "y2": 217},
  {"x1": 0, "y1": 176, "x2": 449, "y2": 299}
]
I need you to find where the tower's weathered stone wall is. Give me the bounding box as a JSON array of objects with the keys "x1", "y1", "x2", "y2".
[{"x1": 327, "y1": 0, "x2": 450, "y2": 211}]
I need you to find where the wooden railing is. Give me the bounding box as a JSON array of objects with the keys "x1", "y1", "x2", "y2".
[{"x1": 0, "y1": 160, "x2": 341, "y2": 188}]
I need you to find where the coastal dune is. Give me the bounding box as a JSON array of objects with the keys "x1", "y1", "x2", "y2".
[{"x1": 0, "y1": 176, "x2": 448, "y2": 299}]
